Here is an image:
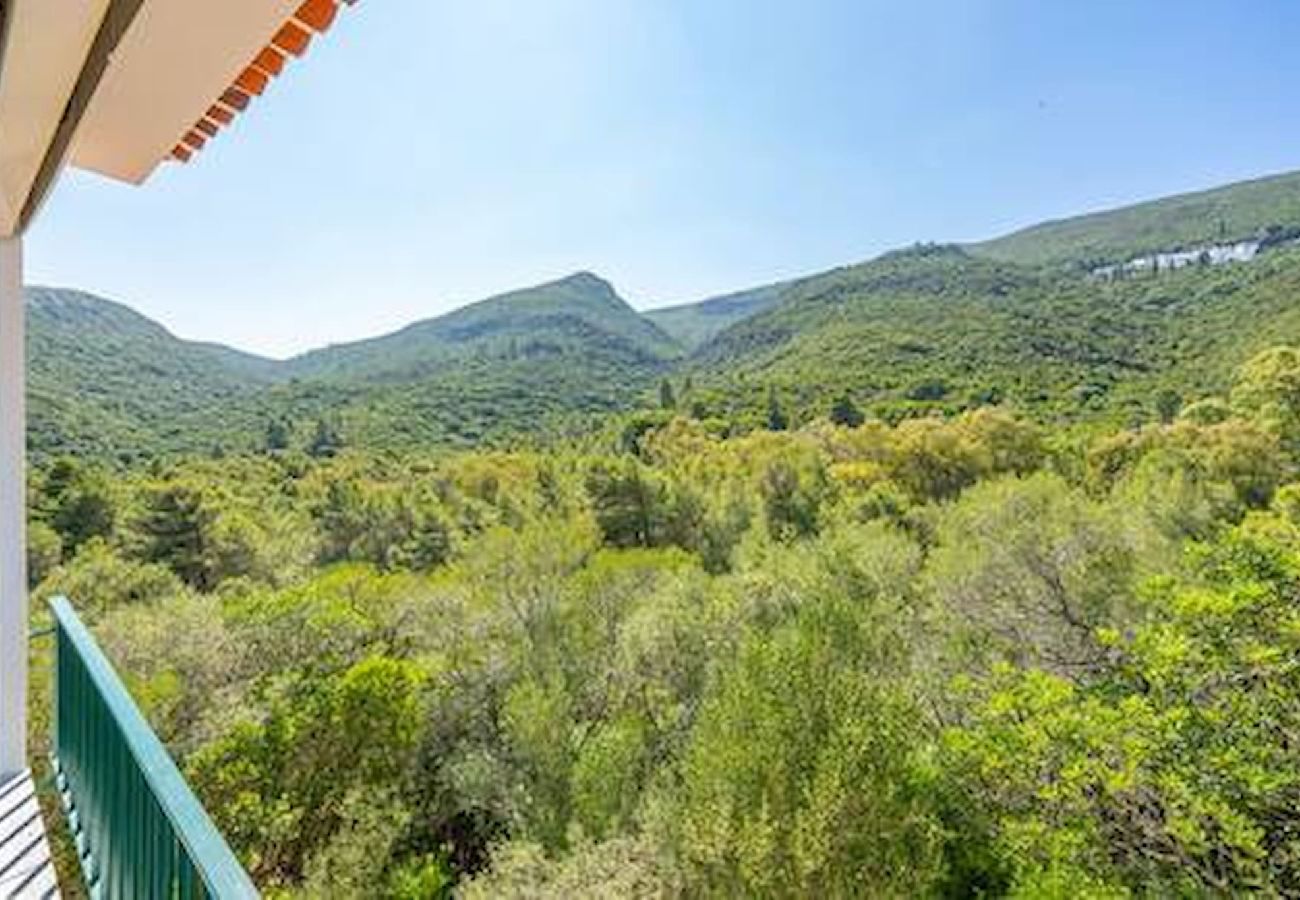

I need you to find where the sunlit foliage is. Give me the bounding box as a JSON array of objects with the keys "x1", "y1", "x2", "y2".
[{"x1": 27, "y1": 344, "x2": 1300, "y2": 896}]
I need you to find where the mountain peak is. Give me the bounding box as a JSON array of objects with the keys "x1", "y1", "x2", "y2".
[
  {"x1": 555, "y1": 270, "x2": 611, "y2": 290},
  {"x1": 541, "y1": 271, "x2": 625, "y2": 307}
]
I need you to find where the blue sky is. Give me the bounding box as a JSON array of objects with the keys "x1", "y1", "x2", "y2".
[{"x1": 26, "y1": 0, "x2": 1300, "y2": 358}]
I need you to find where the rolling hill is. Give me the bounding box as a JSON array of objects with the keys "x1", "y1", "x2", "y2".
[
  {"x1": 682, "y1": 240, "x2": 1300, "y2": 428},
  {"x1": 27, "y1": 288, "x2": 280, "y2": 462},
  {"x1": 269, "y1": 273, "x2": 683, "y2": 450},
  {"x1": 968, "y1": 169, "x2": 1300, "y2": 268},
  {"x1": 26, "y1": 168, "x2": 1300, "y2": 460},
  {"x1": 288, "y1": 272, "x2": 680, "y2": 381},
  {"x1": 26, "y1": 273, "x2": 682, "y2": 461}
]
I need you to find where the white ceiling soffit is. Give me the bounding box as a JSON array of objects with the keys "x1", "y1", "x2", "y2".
[
  {"x1": 0, "y1": 0, "x2": 111, "y2": 236},
  {"x1": 69, "y1": 0, "x2": 301, "y2": 185}
]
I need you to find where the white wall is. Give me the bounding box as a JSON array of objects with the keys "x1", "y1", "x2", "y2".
[{"x1": 0, "y1": 235, "x2": 26, "y2": 778}]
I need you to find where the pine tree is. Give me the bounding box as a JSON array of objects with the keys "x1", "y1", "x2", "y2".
[
  {"x1": 308, "y1": 418, "x2": 344, "y2": 458},
  {"x1": 766, "y1": 387, "x2": 789, "y2": 431},
  {"x1": 1154, "y1": 389, "x2": 1182, "y2": 424},
  {"x1": 659, "y1": 378, "x2": 677, "y2": 410},
  {"x1": 829, "y1": 392, "x2": 865, "y2": 428},
  {"x1": 264, "y1": 418, "x2": 291, "y2": 453}
]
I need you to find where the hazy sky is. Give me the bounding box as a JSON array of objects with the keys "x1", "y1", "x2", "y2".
[{"x1": 25, "y1": 0, "x2": 1300, "y2": 358}]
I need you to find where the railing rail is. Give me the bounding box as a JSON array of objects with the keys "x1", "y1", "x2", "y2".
[{"x1": 48, "y1": 595, "x2": 258, "y2": 899}]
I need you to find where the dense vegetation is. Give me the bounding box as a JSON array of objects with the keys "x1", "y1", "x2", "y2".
[
  {"x1": 28, "y1": 274, "x2": 680, "y2": 463},
  {"x1": 684, "y1": 242, "x2": 1300, "y2": 430},
  {"x1": 28, "y1": 340, "x2": 1300, "y2": 897},
  {"x1": 25, "y1": 171, "x2": 1300, "y2": 896},
  {"x1": 28, "y1": 288, "x2": 279, "y2": 463}
]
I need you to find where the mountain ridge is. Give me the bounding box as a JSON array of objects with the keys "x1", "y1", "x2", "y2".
[
  {"x1": 27, "y1": 166, "x2": 1300, "y2": 460},
  {"x1": 25, "y1": 272, "x2": 683, "y2": 459}
]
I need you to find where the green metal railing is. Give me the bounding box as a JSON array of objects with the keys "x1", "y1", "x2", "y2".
[{"x1": 48, "y1": 596, "x2": 259, "y2": 899}]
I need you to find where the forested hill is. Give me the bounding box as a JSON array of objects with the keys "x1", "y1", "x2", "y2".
[
  {"x1": 287, "y1": 271, "x2": 681, "y2": 381},
  {"x1": 266, "y1": 272, "x2": 684, "y2": 451},
  {"x1": 32, "y1": 168, "x2": 1300, "y2": 899},
  {"x1": 967, "y1": 168, "x2": 1300, "y2": 268},
  {"x1": 26, "y1": 274, "x2": 683, "y2": 461},
  {"x1": 27, "y1": 168, "x2": 1300, "y2": 461},
  {"x1": 683, "y1": 241, "x2": 1300, "y2": 428},
  {"x1": 27, "y1": 287, "x2": 280, "y2": 462}
]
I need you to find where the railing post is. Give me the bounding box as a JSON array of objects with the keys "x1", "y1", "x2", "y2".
[{"x1": 0, "y1": 234, "x2": 25, "y2": 779}]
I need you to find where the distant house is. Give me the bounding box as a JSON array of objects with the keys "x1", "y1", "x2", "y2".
[{"x1": 1093, "y1": 239, "x2": 1262, "y2": 280}]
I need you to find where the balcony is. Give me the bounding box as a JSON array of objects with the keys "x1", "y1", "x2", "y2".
[
  {"x1": 0, "y1": 598, "x2": 257, "y2": 899},
  {"x1": 0, "y1": 4, "x2": 367, "y2": 896}
]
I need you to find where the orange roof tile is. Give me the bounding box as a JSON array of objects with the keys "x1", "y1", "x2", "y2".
[
  {"x1": 220, "y1": 88, "x2": 251, "y2": 111},
  {"x1": 252, "y1": 47, "x2": 288, "y2": 78},
  {"x1": 170, "y1": 0, "x2": 354, "y2": 166},
  {"x1": 272, "y1": 21, "x2": 313, "y2": 57},
  {"x1": 207, "y1": 105, "x2": 235, "y2": 126},
  {"x1": 295, "y1": 0, "x2": 340, "y2": 33},
  {"x1": 235, "y1": 67, "x2": 270, "y2": 96}
]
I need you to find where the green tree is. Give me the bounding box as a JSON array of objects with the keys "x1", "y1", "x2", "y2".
[
  {"x1": 1231, "y1": 346, "x2": 1300, "y2": 454},
  {"x1": 766, "y1": 387, "x2": 789, "y2": 432},
  {"x1": 37, "y1": 538, "x2": 184, "y2": 617},
  {"x1": 924, "y1": 474, "x2": 1143, "y2": 677},
  {"x1": 658, "y1": 379, "x2": 676, "y2": 410},
  {"x1": 586, "y1": 462, "x2": 673, "y2": 549},
  {"x1": 1154, "y1": 387, "x2": 1182, "y2": 423},
  {"x1": 891, "y1": 417, "x2": 989, "y2": 502},
  {"x1": 41, "y1": 458, "x2": 116, "y2": 554},
  {"x1": 829, "y1": 392, "x2": 865, "y2": 428},
  {"x1": 140, "y1": 479, "x2": 215, "y2": 589},
  {"x1": 27, "y1": 520, "x2": 62, "y2": 588},
  {"x1": 761, "y1": 460, "x2": 828, "y2": 542},
  {"x1": 316, "y1": 479, "x2": 451, "y2": 571},
  {"x1": 674, "y1": 600, "x2": 946, "y2": 897},
  {"x1": 1180, "y1": 396, "x2": 1232, "y2": 425},
  {"x1": 947, "y1": 524, "x2": 1300, "y2": 894},
  {"x1": 308, "y1": 417, "x2": 345, "y2": 458},
  {"x1": 191, "y1": 655, "x2": 426, "y2": 883},
  {"x1": 139, "y1": 476, "x2": 314, "y2": 589},
  {"x1": 264, "y1": 417, "x2": 292, "y2": 453}
]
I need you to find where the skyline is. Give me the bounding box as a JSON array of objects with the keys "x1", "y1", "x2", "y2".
[{"x1": 24, "y1": 0, "x2": 1300, "y2": 358}]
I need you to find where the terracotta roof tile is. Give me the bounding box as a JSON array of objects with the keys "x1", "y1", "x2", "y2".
[{"x1": 169, "y1": 0, "x2": 352, "y2": 166}]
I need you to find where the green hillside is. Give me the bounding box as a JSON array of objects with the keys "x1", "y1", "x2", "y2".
[
  {"x1": 644, "y1": 281, "x2": 792, "y2": 350},
  {"x1": 31, "y1": 169, "x2": 1300, "y2": 897},
  {"x1": 684, "y1": 240, "x2": 1300, "y2": 428},
  {"x1": 270, "y1": 272, "x2": 681, "y2": 450},
  {"x1": 27, "y1": 287, "x2": 279, "y2": 462},
  {"x1": 28, "y1": 169, "x2": 1300, "y2": 461},
  {"x1": 26, "y1": 274, "x2": 682, "y2": 461},
  {"x1": 968, "y1": 169, "x2": 1300, "y2": 268},
  {"x1": 289, "y1": 271, "x2": 680, "y2": 381}
]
